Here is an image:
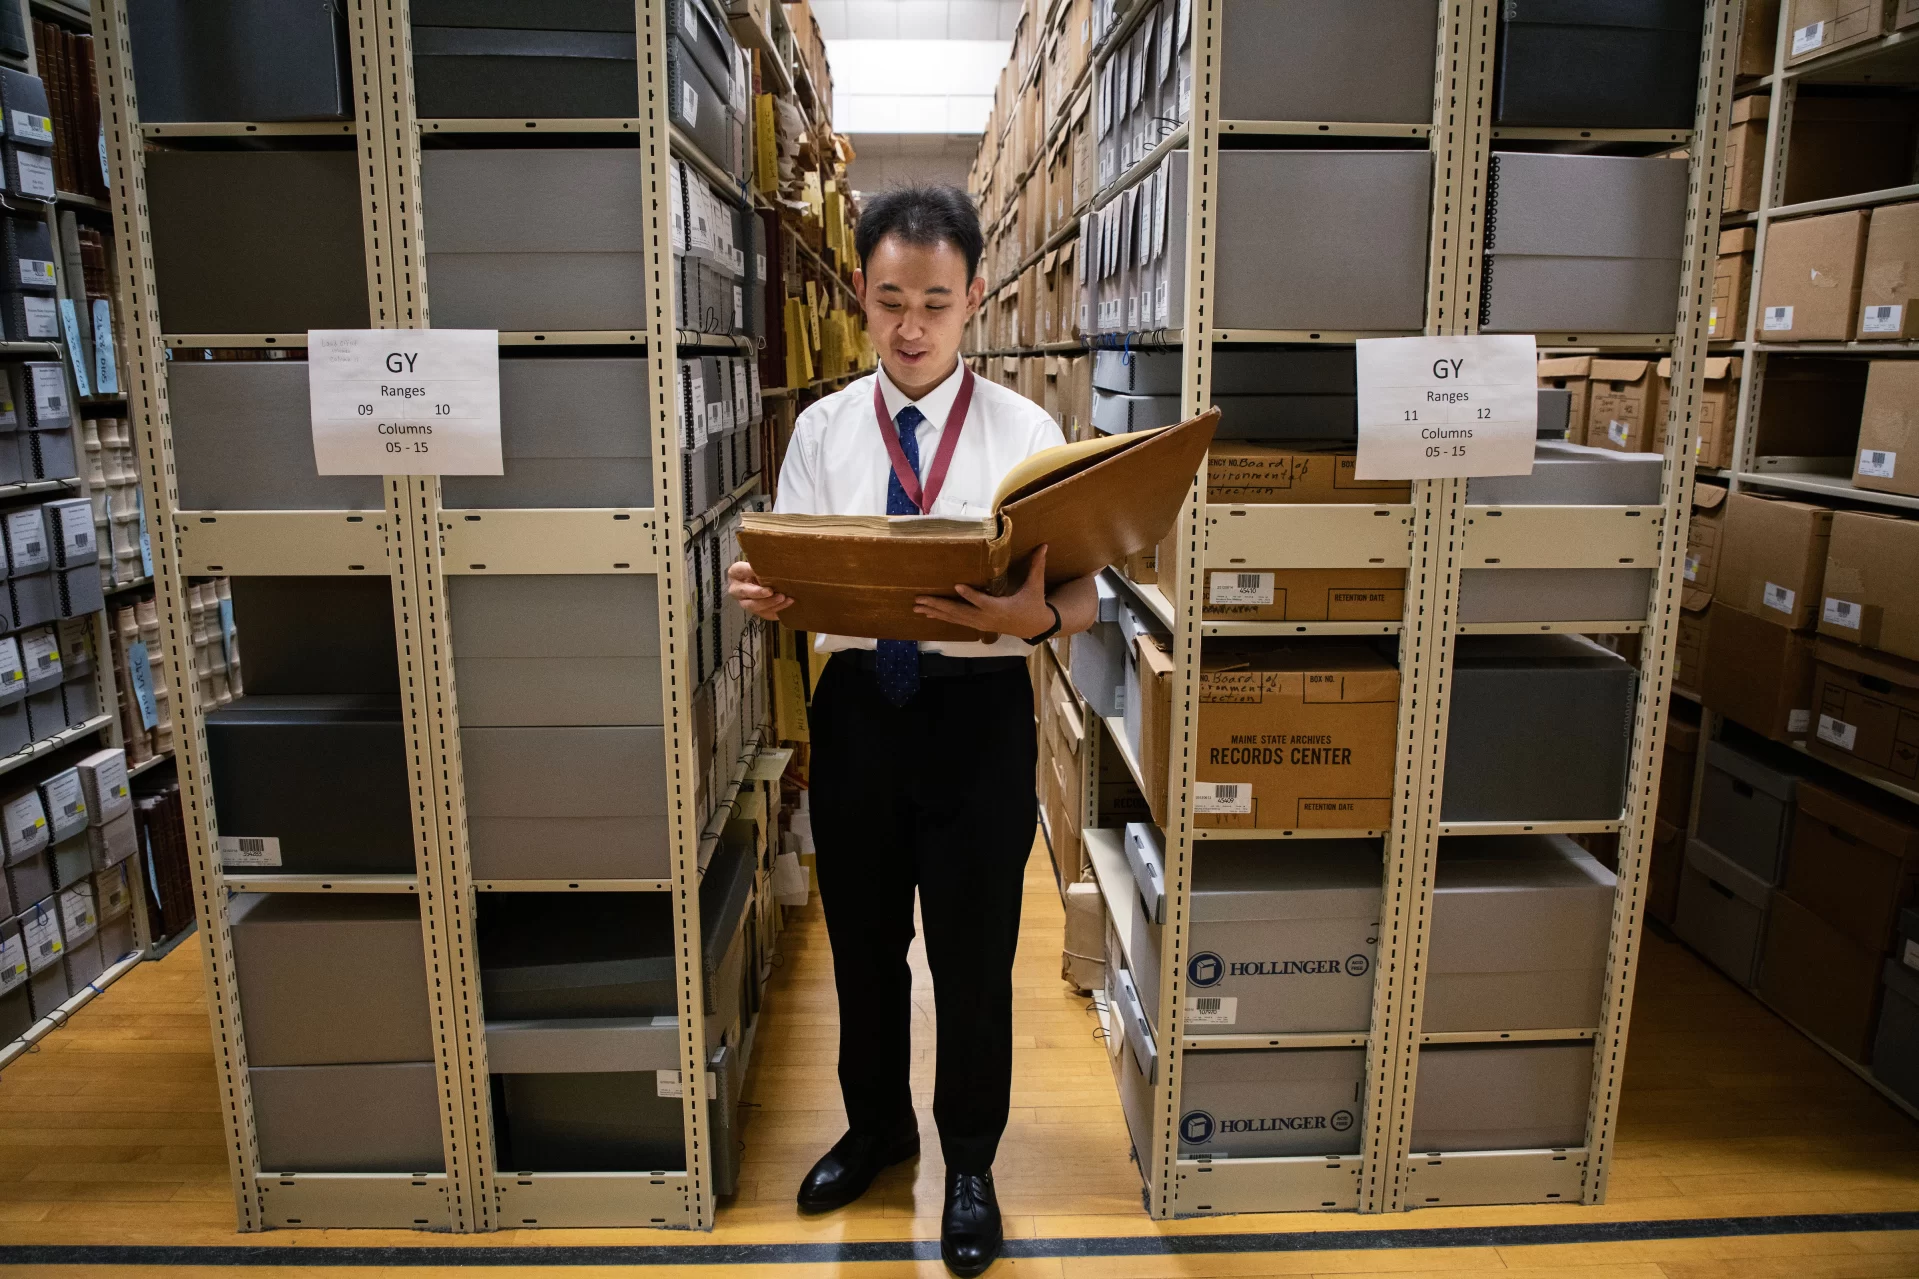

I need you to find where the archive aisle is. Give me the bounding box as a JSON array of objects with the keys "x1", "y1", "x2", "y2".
[{"x1": 85, "y1": 0, "x2": 866, "y2": 1233}]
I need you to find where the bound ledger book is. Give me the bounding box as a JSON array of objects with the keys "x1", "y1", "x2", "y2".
[{"x1": 739, "y1": 408, "x2": 1219, "y2": 642}]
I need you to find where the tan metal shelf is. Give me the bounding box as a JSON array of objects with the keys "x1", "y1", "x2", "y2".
[
  {"x1": 439, "y1": 509, "x2": 659, "y2": 576},
  {"x1": 174, "y1": 511, "x2": 390, "y2": 576}
]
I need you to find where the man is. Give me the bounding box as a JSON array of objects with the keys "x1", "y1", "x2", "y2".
[{"x1": 728, "y1": 185, "x2": 1096, "y2": 1277}]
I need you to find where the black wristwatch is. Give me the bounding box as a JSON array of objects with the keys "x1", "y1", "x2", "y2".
[{"x1": 1023, "y1": 602, "x2": 1063, "y2": 646}]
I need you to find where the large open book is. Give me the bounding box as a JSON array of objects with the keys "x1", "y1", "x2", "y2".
[{"x1": 738, "y1": 408, "x2": 1219, "y2": 641}]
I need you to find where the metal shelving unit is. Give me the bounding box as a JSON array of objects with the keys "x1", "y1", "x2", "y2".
[
  {"x1": 992, "y1": 0, "x2": 1737, "y2": 1218},
  {"x1": 92, "y1": 0, "x2": 779, "y2": 1233}
]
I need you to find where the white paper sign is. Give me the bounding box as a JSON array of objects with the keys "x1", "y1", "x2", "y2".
[
  {"x1": 1355, "y1": 335, "x2": 1538, "y2": 479},
  {"x1": 308, "y1": 329, "x2": 503, "y2": 475}
]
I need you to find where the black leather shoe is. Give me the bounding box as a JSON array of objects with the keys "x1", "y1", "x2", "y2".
[
  {"x1": 795, "y1": 1126, "x2": 920, "y2": 1212},
  {"x1": 941, "y1": 1169, "x2": 1002, "y2": 1277}
]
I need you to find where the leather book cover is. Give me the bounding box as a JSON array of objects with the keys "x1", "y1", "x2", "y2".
[{"x1": 739, "y1": 409, "x2": 1219, "y2": 642}]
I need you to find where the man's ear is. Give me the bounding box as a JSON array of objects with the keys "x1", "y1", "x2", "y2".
[
  {"x1": 853, "y1": 267, "x2": 867, "y2": 307},
  {"x1": 967, "y1": 275, "x2": 986, "y2": 315}
]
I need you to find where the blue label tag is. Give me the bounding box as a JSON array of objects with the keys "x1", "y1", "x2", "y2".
[
  {"x1": 91, "y1": 300, "x2": 118, "y2": 396},
  {"x1": 126, "y1": 639, "x2": 158, "y2": 730},
  {"x1": 218, "y1": 597, "x2": 235, "y2": 668},
  {"x1": 58, "y1": 300, "x2": 91, "y2": 398},
  {"x1": 135, "y1": 486, "x2": 152, "y2": 578}
]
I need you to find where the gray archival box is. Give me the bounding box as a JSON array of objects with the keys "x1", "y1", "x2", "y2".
[{"x1": 448, "y1": 575, "x2": 663, "y2": 727}]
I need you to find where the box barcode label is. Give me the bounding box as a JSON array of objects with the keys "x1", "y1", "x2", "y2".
[
  {"x1": 1862, "y1": 304, "x2": 1903, "y2": 335},
  {"x1": 1859, "y1": 448, "x2": 1896, "y2": 479},
  {"x1": 1788, "y1": 708, "x2": 1810, "y2": 735},
  {"x1": 1763, "y1": 305, "x2": 1794, "y2": 331},
  {"x1": 1209, "y1": 571, "x2": 1274, "y2": 606},
  {"x1": 10, "y1": 109, "x2": 50, "y2": 144},
  {"x1": 1683, "y1": 554, "x2": 1700, "y2": 582},
  {"x1": 217, "y1": 835, "x2": 282, "y2": 868},
  {"x1": 1185, "y1": 995, "x2": 1238, "y2": 1026},
  {"x1": 1823, "y1": 597, "x2": 1861, "y2": 630},
  {"x1": 1707, "y1": 305, "x2": 1721, "y2": 335},
  {"x1": 1193, "y1": 781, "x2": 1251, "y2": 814},
  {"x1": 1817, "y1": 714, "x2": 1857, "y2": 752},
  {"x1": 1607, "y1": 419, "x2": 1631, "y2": 445},
  {"x1": 18, "y1": 259, "x2": 52, "y2": 288},
  {"x1": 1761, "y1": 581, "x2": 1796, "y2": 615},
  {"x1": 0, "y1": 931, "x2": 24, "y2": 987},
  {"x1": 681, "y1": 82, "x2": 698, "y2": 127},
  {"x1": 1791, "y1": 20, "x2": 1824, "y2": 54}
]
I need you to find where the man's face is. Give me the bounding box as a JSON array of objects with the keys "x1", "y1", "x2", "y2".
[{"x1": 854, "y1": 234, "x2": 986, "y2": 386}]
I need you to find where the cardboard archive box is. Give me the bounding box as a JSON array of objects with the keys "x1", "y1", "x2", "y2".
[
  {"x1": 1127, "y1": 837, "x2": 1382, "y2": 1036},
  {"x1": 1140, "y1": 642, "x2": 1399, "y2": 832},
  {"x1": 1218, "y1": 0, "x2": 1438, "y2": 125},
  {"x1": 1878, "y1": 952, "x2": 1919, "y2": 1106},
  {"x1": 127, "y1": 0, "x2": 352, "y2": 122},
  {"x1": 1443, "y1": 636, "x2": 1638, "y2": 822},
  {"x1": 410, "y1": 2, "x2": 645, "y2": 118},
  {"x1": 1743, "y1": 0, "x2": 1783, "y2": 71},
  {"x1": 1722, "y1": 96, "x2": 1768, "y2": 215},
  {"x1": 1703, "y1": 602, "x2": 1817, "y2": 743},
  {"x1": 442, "y1": 356, "x2": 655, "y2": 508},
  {"x1": 1709, "y1": 228, "x2": 1755, "y2": 340},
  {"x1": 1492, "y1": 0, "x2": 1704, "y2": 129},
  {"x1": 1758, "y1": 210, "x2": 1869, "y2": 342},
  {"x1": 1536, "y1": 356, "x2": 1592, "y2": 443},
  {"x1": 1585, "y1": 358, "x2": 1659, "y2": 452},
  {"x1": 1695, "y1": 739, "x2": 1804, "y2": 884},
  {"x1": 1070, "y1": 574, "x2": 1127, "y2": 719},
  {"x1": 1654, "y1": 356, "x2": 1741, "y2": 468},
  {"x1": 1809, "y1": 638, "x2": 1919, "y2": 788},
  {"x1": 1785, "y1": 780, "x2": 1919, "y2": 960},
  {"x1": 1760, "y1": 887, "x2": 1884, "y2": 1063},
  {"x1": 1856, "y1": 200, "x2": 1919, "y2": 339},
  {"x1": 1409, "y1": 1042, "x2": 1593, "y2": 1152},
  {"x1": 1853, "y1": 360, "x2": 1919, "y2": 498},
  {"x1": 1175, "y1": 1048, "x2": 1369, "y2": 1159},
  {"x1": 1676, "y1": 837, "x2": 1773, "y2": 988},
  {"x1": 448, "y1": 575, "x2": 663, "y2": 726},
  {"x1": 1685, "y1": 482, "x2": 1728, "y2": 596},
  {"x1": 1479, "y1": 152, "x2": 1688, "y2": 334},
  {"x1": 1785, "y1": 0, "x2": 1889, "y2": 65},
  {"x1": 1818, "y1": 510, "x2": 1919, "y2": 661},
  {"x1": 1715, "y1": 493, "x2": 1834, "y2": 630},
  {"x1": 1425, "y1": 835, "x2": 1616, "y2": 1033}
]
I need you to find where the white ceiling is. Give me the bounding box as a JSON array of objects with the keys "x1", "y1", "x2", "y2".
[{"x1": 818, "y1": 0, "x2": 1022, "y2": 134}]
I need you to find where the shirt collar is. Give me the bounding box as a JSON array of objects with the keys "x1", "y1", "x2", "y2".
[{"x1": 876, "y1": 359, "x2": 966, "y2": 430}]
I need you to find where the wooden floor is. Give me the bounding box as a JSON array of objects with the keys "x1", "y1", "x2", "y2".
[{"x1": 2, "y1": 835, "x2": 1918, "y2": 1278}]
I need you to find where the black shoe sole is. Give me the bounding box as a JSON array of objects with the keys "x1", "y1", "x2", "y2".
[{"x1": 794, "y1": 1136, "x2": 921, "y2": 1213}]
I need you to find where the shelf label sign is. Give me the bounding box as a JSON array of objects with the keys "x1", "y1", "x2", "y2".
[
  {"x1": 307, "y1": 329, "x2": 503, "y2": 476},
  {"x1": 1354, "y1": 335, "x2": 1537, "y2": 479}
]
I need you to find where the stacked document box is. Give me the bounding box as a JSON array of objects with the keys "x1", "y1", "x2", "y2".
[{"x1": 1674, "y1": 741, "x2": 1804, "y2": 990}]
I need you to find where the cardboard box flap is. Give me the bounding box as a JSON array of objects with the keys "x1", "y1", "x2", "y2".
[
  {"x1": 1590, "y1": 357, "x2": 1653, "y2": 383},
  {"x1": 1705, "y1": 739, "x2": 1804, "y2": 803},
  {"x1": 1817, "y1": 633, "x2": 1919, "y2": 684},
  {"x1": 1042, "y1": 248, "x2": 1058, "y2": 273},
  {"x1": 1190, "y1": 842, "x2": 1384, "y2": 923},
  {"x1": 1731, "y1": 92, "x2": 1770, "y2": 125},
  {"x1": 1682, "y1": 585, "x2": 1713, "y2": 613},
  {"x1": 1667, "y1": 717, "x2": 1702, "y2": 754},
  {"x1": 1660, "y1": 356, "x2": 1742, "y2": 380},
  {"x1": 1683, "y1": 836, "x2": 1771, "y2": 909},
  {"x1": 1693, "y1": 481, "x2": 1728, "y2": 513},
  {"x1": 1537, "y1": 356, "x2": 1592, "y2": 379},
  {"x1": 1795, "y1": 780, "x2": 1919, "y2": 863},
  {"x1": 1719, "y1": 225, "x2": 1757, "y2": 253}
]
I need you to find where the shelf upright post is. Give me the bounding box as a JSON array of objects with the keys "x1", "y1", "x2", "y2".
[
  {"x1": 1581, "y1": 0, "x2": 1737, "y2": 1205},
  {"x1": 1725, "y1": 0, "x2": 1796, "y2": 484},
  {"x1": 1369, "y1": 0, "x2": 1496, "y2": 1214},
  {"x1": 1364, "y1": 0, "x2": 1495, "y2": 1216},
  {"x1": 364, "y1": 0, "x2": 492, "y2": 1231},
  {"x1": 89, "y1": 0, "x2": 263, "y2": 1231},
  {"x1": 640, "y1": 0, "x2": 716, "y2": 1230},
  {"x1": 1144, "y1": 0, "x2": 1220, "y2": 1223}
]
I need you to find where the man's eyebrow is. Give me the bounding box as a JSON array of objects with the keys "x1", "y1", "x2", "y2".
[{"x1": 873, "y1": 283, "x2": 956, "y2": 295}]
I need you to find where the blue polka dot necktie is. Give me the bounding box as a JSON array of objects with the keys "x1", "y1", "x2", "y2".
[{"x1": 874, "y1": 404, "x2": 926, "y2": 707}]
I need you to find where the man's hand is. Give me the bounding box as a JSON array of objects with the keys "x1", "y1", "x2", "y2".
[
  {"x1": 728, "y1": 560, "x2": 794, "y2": 621},
  {"x1": 914, "y1": 544, "x2": 1056, "y2": 641}
]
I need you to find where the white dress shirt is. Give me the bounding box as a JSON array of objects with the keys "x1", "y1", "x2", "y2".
[{"x1": 773, "y1": 359, "x2": 1066, "y2": 656}]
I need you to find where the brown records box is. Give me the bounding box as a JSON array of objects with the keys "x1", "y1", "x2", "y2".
[
  {"x1": 1585, "y1": 358, "x2": 1658, "y2": 452},
  {"x1": 1536, "y1": 356, "x2": 1593, "y2": 443},
  {"x1": 1200, "y1": 568, "x2": 1405, "y2": 623},
  {"x1": 1206, "y1": 446, "x2": 1411, "y2": 505},
  {"x1": 1146, "y1": 643, "x2": 1399, "y2": 832},
  {"x1": 1703, "y1": 601, "x2": 1817, "y2": 743},
  {"x1": 1784, "y1": 779, "x2": 1919, "y2": 957},
  {"x1": 1759, "y1": 211, "x2": 1869, "y2": 342},
  {"x1": 1857, "y1": 201, "x2": 1919, "y2": 339},
  {"x1": 1676, "y1": 596, "x2": 1711, "y2": 692},
  {"x1": 1709, "y1": 226, "x2": 1755, "y2": 340},
  {"x1": 1716, "y1": 492, "x2": 1835, "y2": 630},
  {"x1": 1808, "y1": 637, "x2": 1919, "y2": 788},
  {"x1": 1853, "y1": 361, "x2": 1919, "y2": 498},
  {"x1": 1784, "y1": 0, "x2": 1890, "y2": 66},
  {"x1": 1684, "y1": 482, "x2": 1729, "y2": 596},
  {"x1": 1741, "y1": 0, "x2": 1781, "y2": 72},
  {"x1": 1817, "y1": 510, "x2": 1919, "y2": 661},
  {"x1": 1759, "y1": 889, "x2": 1883, "y2": 1063},
  {"x1": 1654, "y1": 357, "x2": 1741, "y2": 467},
  {"x1": 1723, "y1": 97, "x2": 1768, "y2": 215}
]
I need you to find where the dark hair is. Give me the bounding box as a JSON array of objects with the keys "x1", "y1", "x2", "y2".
[{"x1": 854, "y1": 184, "x2": 984, "y2": 283}]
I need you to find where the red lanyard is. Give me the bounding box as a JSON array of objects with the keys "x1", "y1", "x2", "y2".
[{"x1": 873, "y1": 366, "x2": 975, "y2": 514}]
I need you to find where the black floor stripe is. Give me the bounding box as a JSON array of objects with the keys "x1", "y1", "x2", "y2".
[{"x1": 3, "y1": 1210, "x2": 1917, "y2": 1267}]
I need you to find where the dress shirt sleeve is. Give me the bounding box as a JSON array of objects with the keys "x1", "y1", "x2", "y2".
[{"x1": 1028, "y1": 405, "x2": 1069, "y2": 456}]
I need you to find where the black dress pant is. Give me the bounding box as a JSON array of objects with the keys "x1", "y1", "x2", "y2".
[{"x1": 808, "y1": 653, "x2": 1037, "y2": 1175}]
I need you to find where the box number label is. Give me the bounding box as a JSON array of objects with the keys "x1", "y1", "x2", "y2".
[
  {"x1": 1185, "y1": 996, "x2": 1238, "y2": 1026},
  {"x1": 1761, "y1": 582, "x2": 1795, "y2": 615},
  {"x1": 1862, "y1": 304, "x2": 1903, "y2": 335},
  {"x1": 1209, "y1": 571, "x2": 1273, "y2": 606},
  {"x1": 1817, "y1": 714, "x2": 1857, "y2": 752},
  {"x1": 217, "y1": 836, "x2": 282, "y2": 868},
  {"x1": 1859, "y1": 448, "x2": 1896, "y2": 479},
  {"x1": 1791, "y1": 20, "x2": 1825, "y2": 54},
  {"x1": 1822, "y1": 597, "x2": 1861, "y2": 630},
  {"x1": 1763, "y1": 305, "x2": 1794, "y2": 331},
  {"x1": 1193, "y1": 781, "x2": 1251, "y2": 814}
]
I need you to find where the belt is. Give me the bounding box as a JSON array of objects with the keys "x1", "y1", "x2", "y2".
[{"x1": 850, "y1": 649, "x2": 1028, "y2": 679}]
